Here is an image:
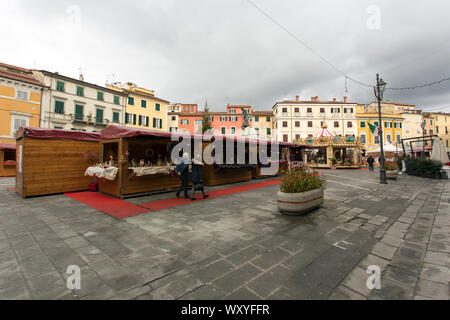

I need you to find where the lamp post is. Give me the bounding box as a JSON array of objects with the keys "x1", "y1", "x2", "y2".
[{"x1": 374, "y1": 74, "x2": 387, "y2": 184}]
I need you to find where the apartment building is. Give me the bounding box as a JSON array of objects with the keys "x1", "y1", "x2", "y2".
[
  {"x1": 272, "y1": 96, "x2": 357, "y2": 143},
  {"x1": 431, "y1": 112, "x2": 450, "y2": 152},
  {"x1": 33, "y1": 71, "x2": 126, "y2": 132},
  {"x1": 107, "y1": 82, "x2": 169, "y2": 132}
]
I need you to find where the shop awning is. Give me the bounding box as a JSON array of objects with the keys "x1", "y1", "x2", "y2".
[
  {"x1": 0, "y1": 143, "x2": 16, "y2": 150},
  {"x1": 15, "y1": 127, "x2": 101, "y2": 142}
]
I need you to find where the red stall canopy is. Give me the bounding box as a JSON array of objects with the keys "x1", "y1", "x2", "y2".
[
  {"x1": 15, "y1": 127, "x2": 101, "y2": 142},
  {"x1": 0, "y1": 144, "x2": 16, "y2": 150}
]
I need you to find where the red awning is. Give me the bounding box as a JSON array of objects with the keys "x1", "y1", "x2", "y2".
[
  {"x1": 0, "y1": 143, "x2": 16, "y2": 150},
  {"x1": 99, "y1": 125, "x2": 305, "y2": 148},
  {"x1": 15, "y1": 127, "x2": 101, "y2": 142}
]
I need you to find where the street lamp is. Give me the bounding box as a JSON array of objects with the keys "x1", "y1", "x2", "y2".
[{"x1": 374, "y1": 74, "x2": 387, "y2": 184}]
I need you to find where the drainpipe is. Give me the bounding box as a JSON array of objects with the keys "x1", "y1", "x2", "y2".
[{"x1": 48, "y1": 76, "x2": 53, "y2": 128}]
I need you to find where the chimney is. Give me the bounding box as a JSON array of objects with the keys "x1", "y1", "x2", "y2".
[
  {"x1": 333, "y1": 98, "x2": 337, "y2": 102},
  {"x1": 343, "y1": 96, "x2": 348, "y2": 103},
  {"x1": 79, "y1": 74, "x2": 84, "y2": 81},
  {"x1": 311, "y1": 97, "x2": 315, "y2": 101},
  {"x1": 296, "y1": 95, "x2": 299, "y2": 102}
]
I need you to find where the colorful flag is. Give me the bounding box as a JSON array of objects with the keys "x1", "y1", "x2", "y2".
[{"x1": 368, "y1": 122, "x2": 381, "y2": 136}]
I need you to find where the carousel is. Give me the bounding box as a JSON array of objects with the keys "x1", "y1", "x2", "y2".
[{"x1": 296, "y1": 124, "x2": 362, "y2": 169}]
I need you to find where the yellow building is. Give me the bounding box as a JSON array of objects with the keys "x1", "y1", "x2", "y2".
[
  {"x1": 356, "y1": 104, "x2": 404, "y2": 153},
  {"x1": 252, "y1": 110, "x2": 273, "y2": 138},
  {"x1": 431, "y1": 112, "x2": 450, "y2": 153},
  {"x1": 0, "y1": 62, "x2": 43, "y2": 145},
  {"x1": 107, "y1": 82, "x2": 169, "y2": 131}
]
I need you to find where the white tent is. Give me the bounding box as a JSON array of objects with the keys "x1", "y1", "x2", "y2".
[
  {"x1": 368, "y1": 142, "x2": 398, "y2": 153},
  {"x1": 431, "y1": 137, "x2": 449, "y2": 163}
]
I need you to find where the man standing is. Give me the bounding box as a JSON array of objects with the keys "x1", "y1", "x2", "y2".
[
  {"x1": 367, "y1": 155, "x2": 375, "y2": 171},
  {"x1": 175, "y1": 153, "x2": 190, "y2": 199},
  {"x1": 190, "y1": 152, "x2": 209, "y2": 200}
]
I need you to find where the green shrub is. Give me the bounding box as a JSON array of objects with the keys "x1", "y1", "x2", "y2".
[
  {"x1": 395, "y1": 155, "x2": 404, "y2": 171},
  {"x1": 404, "y1": 156, "x2": 443, "y2": 178},
  {"x1": 329, "y1": 158, "x2": 337, "y2": 165},
  {"x1": 280, "y1": 166, "x2": 325, "y2": 193}
]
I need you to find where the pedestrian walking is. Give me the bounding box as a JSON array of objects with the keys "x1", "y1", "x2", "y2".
[
  {"x1": 367, "y1": 155, "x2": 375, "y2": 171},
  {"x1": 190, "y1": 153, "x2": 209, "y2": 200},
  {"x1": 175, "y1": 153, "x2": 190, "y2": 199}
]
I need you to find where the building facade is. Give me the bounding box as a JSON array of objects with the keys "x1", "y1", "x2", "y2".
[
  {"x1": 0, "y1": 62, "x2": 43, "y2": 144},
  {"x1": 252, "y1": 111, "x2": 273, "y2": 138},
  {"x1": 33, "y1": 71, "x2": 126, "y2": 132},
  {"x1": 431, "y1": 112, "x2": 450, "y2": 152},
  {"x1": 356, "y1": 104, "x2": 404, "y2": 152},
  {"x1": 273, "y1": 96, "x2": 357, "y2": 143},
  {"x1": 107, "y1": 82, "x2": 169, "y2": 132}
]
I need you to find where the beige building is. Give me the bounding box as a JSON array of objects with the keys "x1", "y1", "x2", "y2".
[
  {"x1": 251, "y1": 110, "x2": 273, "y2": 138},
  {"x1": 273, "y1": 96, "x2": 357, "y2": 142},
  {"x1": 366, "y1": 100, "x2": 415, "y2": 114}
]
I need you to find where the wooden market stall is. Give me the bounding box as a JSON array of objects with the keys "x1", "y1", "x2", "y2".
[
  {"x1": 296, "y1": 125, "x2": 362, "y2": 169},
  {"x1": 0, "y1": 143, "x2": 16, "y2": 177},
  {"x1": 15, "y1": 127, "x2": 101, "y2": 198}
]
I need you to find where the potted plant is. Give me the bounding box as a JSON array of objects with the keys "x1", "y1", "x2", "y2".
[
  {"x1": 384, "y1": 162, "x2": 398, "y2": 179},
  {"x1": 277, "y1": 166, "x2": 325, "y2": 215},
  {"x1": 329, "y1": 158, "x2": 337, "y2": 169}
]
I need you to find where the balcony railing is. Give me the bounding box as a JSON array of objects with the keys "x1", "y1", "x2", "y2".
[{"x1": 70, "y1": 114, "x2": 114, "y2": 126}]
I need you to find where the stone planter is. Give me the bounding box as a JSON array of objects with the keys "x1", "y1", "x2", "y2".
[
  {"x1": 386, "y1": 170, "x2": 398, "y2": 180},
  {"x1": 277, "y1": 188, "x2": 324, "y2": 215}
]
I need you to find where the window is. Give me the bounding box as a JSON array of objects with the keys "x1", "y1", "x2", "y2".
[
  {"x1": 16, "y1": 90, "x2": 28, "y2": 101},
  {"x1": 294, "y1": 108, "x2": 300, "y2": 113},
  {"x1": 360, "y1": 134, "x2": 366, "y2": 144},
  {"x1": 295, "y1": 121, "x2": 300, "y2": 127},
  {"x1": 283, "y1": 134, "x2": 288, "y2": 142},
  {"x1": 195, "y1": 119, "x2": 202, "y2": 126},
  {"x1": 307, "y1": 108, "x2": 312, "y2": 113},
  {"x1": 229, "y1": 116, "x2": 238, "y2": 122},
  {"x1": 11, "y1": 117, "x2": 28, "y2": 135},
  {"x1": 282, "y1": 108, "x2": 288, "y2": 113},
  {"x1": 220, "y1": 116, "x2": 227, "y2": 122},
  {"x1": 334, "y1": 121, "x2": 339, "y2": 128},
  {"x1": 56, "y1": 81, "x2": 65, "y2": 92},
  {"x1": 374, "y1": 136, "x2": 380, "y2": 144},
  {"x1": 76, "y1": 86, "x2": 84, "y2": 96},
  {"x1": 374, "y1": 121, "x2": 379, "y2": 126},
  {"x1": 436, "y1": 126, "x2": 439, "y2": 133},
  {"x1": 384, "y1": 122, "x2": 392, "y2": 128},
  {"x1": 347, "y1": 122, "x2": 352, "y2": 128},
  {"x1": 229, "y1": 109, "x2": 236, "y2": 114},
  {"x1": 447, "y1": 140, "x2": 449, "y2": 148},
  {"x1": 360, "y1": 121, "x2": 366, "y2": 128},
  {"x1": 386, "y1": 134, "x2": 392, "y2": 142},
  {"x1": 344, "y1": 108, "x2": 353, "y2": 114},
  {"x1": 125, "y1": 112, "x2": 134, "y2": 124},
  {"x1": 54, "y1": 126, "x2": 63, "y2": 129},
  {"x1": 181, "y1": 119, "x2": 189, "y2": 125},
  {"x1": 266, "y1": 128, "x2": 271, "y2": 135},
  {"x1": 430, "y1": 120, "x2": 433, "y2": 125},
  {"x1": 96, "y1": 109, "x2": 103, "y2": 123},
  {"x1": 74, "y1": 105, "x2": 83, "y2": 120},
  {"x1": 54, "y1": 101, "x2": 64, "y2": 114},
  {"x1": 152, "y1": 118, "x2": 162, "y2": 129},
  {"x1": 283, "y1": 121, "x2": 288, "y2": 128},
  {"x1": 171, "y1": 116, "x2": 176, "y2": 121},
  {"x1": 320, "y1": 108, "x2": 325, "y2": 113},
  {"x1": 97, "y1": 92, "x2": 104, "y2": 101},
  {"x1": 141, "y1": 100, "x2": 147, "y2": 108},
  {"x1": 156, "y1": 103, "x2": 160, "y2": 111},
  {"x1": 128, "y1": 97, "x2": 135, "y2": 105},
  {"x1": 308, "y1": 121, "x2": 313, "y2": 127},
  {"x1": 254, "y1": 116, "x2": 259, "y2": 122},
  {"x1": 424, "y1": 129, "x2": 427, "y2": 135},
  {"x1": 430, "y1": 129, "x2": 433, "y2": 135},
  {"x1": 266, "y1": 116, "x2": 270, "y2": 122},
  {"x1": 133, "y1": 114, "x2": 137, "y2": 125},
  {"x1": 295, "y1": 134, "x2": 300, "y2": 141},
  {"x1": 113, "y1": 112, "x2": 119, "y2": 123},
  {"x1": 221, "y1": 127, "x2": 226, "y2": 135},
  {"x1": 396, "y1": 134, "x2": 401, "y2": 143},
  {"x1": 231, "y1": 127, "x2": 236, "y2": 134},
  {"x1": 114, "y1": 95, "x2": 120, "y2": 105},
  {"x1": 331, "y1": 108, "x2": 340, "y2": 113}
]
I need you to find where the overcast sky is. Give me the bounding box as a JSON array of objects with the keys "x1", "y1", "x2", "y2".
[{"x1": 1, "y1": 0, "x2": 450, "y2": 112}]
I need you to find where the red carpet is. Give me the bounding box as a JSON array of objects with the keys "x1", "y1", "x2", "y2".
[
  {"x1": 7, "y1": 188, "x2": 15, "y2": 191},
  {"x1": 141, "y1": 179, "x2": 281, "y2": 211},
  {"x1": 64, "y1": 191, "x2": 151, "y2": 219}
]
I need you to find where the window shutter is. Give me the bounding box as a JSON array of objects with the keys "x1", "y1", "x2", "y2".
[
  {"x1": 153, "y1": 118, "x2": 156, "y2": 128},
  {"x1": 133, "y1": 114, "x2": 136, "y2": 125},
  {"x1": 146, "y1": 116, "x2": 149, "y2": 127},
  {"x1": 159, "y1": 119, "x2": 162, "y2": 129}
]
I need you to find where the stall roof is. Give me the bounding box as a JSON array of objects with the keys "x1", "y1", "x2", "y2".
[
  {"x1": 15, "y1": 127, "x2": 101, "y2": 142},
  {"x1": 99, "y1": 125, "x2": 305, "y2": 147},
  {"x1": 0, "y1": 143, "x2": 16, "y2": 150}
]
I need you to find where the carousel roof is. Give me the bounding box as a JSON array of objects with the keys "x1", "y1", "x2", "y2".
[{"x1": 316, "y1": 125, "x2": 335, "y2": 138}]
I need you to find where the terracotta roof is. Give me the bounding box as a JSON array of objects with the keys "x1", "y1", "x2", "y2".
[
  {"x1": 252, "y1": 111, "x2": 273, "y2": 116},
  {"x1": 0, "y1": 63, "x2": 43, "y2": 86},
  {"x1": 273, "y1": 100, "x2": 356, "y2": 108}
]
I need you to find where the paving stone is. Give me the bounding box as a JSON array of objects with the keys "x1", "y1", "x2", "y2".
[
  {"x1": 383, "y1": 266, "x2": 418, "y2": 287},
  {"x1": 213, "y1": 263, "x2": 262, "y2": 293},
  {"x1": 251, "y1": 247, "x2": 291, "y2": 270},
  {"x1": 247, "y1": 265, "x2": 293, "y2": 298},
  {"x1": 371, "y1": 242, "x2": 397, "y2": 260},
  {"x1": 64, "y1": 236, "x2": 91, "y2": 250},
  {"x1": 416, "y1": 279, "x2": 450, "y2": 300},
  {"x1": 179, "y1": 284, "x2": 227, "y2": 300},
  {"x1": 340, "y1": 266, "x2": 373, "y2": 297},
  {"x1": 371, "y1": 278, "x2": 414, "y2": 300},
  {"x1": 329, "y1": 285, "x2": 367, "y2": 300},
  {"x1": 419, "y1": 263, "x2": 449, "y2": 284},
  {"x1": 193, "y1": 259, "x2": 235, "y2": 283},
  {"x1": 358, "y1": 254, "x2": 389, "y2": 272},
  {"x1": 423, "y1": 251, "x2": 450, "y2": 267},
  {"x1": 226, "y1": 245, "x2": 266, "y2": 267}
]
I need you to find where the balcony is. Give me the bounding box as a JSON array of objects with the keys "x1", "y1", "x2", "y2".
[
  {"x1": 306, "y1": 113, "x2": 313, "y2": 117},
  {"x1": 70, "y1": 114, "x2": 113, "y2": 126}
]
